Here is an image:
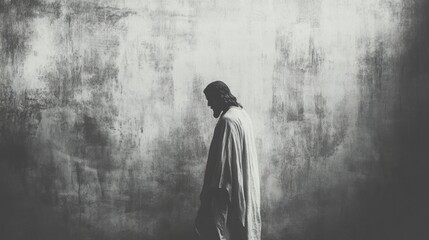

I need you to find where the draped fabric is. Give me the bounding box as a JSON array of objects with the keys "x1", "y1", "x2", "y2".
[{"x1": 196, "y1": 107, "x2": 261, "y2": 240}]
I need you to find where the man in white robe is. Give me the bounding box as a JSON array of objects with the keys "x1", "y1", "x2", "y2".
[{"x1": 195, "y1": 81, "x2": 261, "y2": 240}]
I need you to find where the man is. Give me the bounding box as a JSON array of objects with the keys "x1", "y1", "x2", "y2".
[{"x1": 195, "y1": 81, "x2": 261, "y2": 240}]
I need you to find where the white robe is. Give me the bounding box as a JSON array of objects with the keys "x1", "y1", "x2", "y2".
[{"x1": 197, "y1": 107, "x2": 261, "y2": 240}]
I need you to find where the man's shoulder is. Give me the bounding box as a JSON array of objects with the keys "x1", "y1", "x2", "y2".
[
  {"x1": 219, "y1": 107, "x2": 249, "y2": 126},
  {"x1": 221, "y1": 107, "x2": 243, "y2": 120},
  {"x1": 217, "y1": 115, "x2": 234, "y2": 127}
]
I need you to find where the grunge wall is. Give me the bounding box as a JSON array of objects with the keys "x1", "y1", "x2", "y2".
[{"x1": 1, "y1": 0, "x2": 428, "y2": 239}]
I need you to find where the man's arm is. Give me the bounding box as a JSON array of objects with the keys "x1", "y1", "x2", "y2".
[{"x1": 211, "y1": 188, "x2": 230, "y2": 240}]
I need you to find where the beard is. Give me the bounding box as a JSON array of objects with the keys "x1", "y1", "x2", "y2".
[{"x1": 212, "y1": 108, "x2": 222, "y2": 118}]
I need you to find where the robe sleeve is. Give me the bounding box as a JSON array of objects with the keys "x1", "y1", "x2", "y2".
[
  {"x1": 209, "y1": 118, "x2": 233, "y2": 199},
  {"x1": 211, "y1": 188, "x2": 230, "y2": 240}
]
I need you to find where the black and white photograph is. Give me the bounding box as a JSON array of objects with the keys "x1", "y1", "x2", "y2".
[{"x1": 0, "y1": 0, "x2": 428, "y2": 239}]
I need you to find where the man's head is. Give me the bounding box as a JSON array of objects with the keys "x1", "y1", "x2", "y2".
[{"x1": 204, "y1": 81, "x2": 242, "y2": 118}]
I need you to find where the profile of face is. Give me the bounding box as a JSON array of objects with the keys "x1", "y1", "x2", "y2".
[{"x1": 205, "y1": 93, "x2": 223, "y2": 118}]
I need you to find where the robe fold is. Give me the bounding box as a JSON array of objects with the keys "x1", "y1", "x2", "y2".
[{"x1": 196, "y1": 107, "x2": 261, "y2": 240}]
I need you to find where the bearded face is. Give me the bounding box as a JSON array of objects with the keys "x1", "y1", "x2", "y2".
[{"x1": 205, "y1": 94, "x2": 223, "y2": 118}]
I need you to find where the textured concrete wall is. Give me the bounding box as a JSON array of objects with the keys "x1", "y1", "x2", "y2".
[{"x1": 1, "y1": 0, "x2": 428, "y2": 240}]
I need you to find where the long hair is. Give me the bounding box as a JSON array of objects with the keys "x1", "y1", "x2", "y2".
[{"x1": 203, "y1": 81, "x2": 242, "y2": 108}]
